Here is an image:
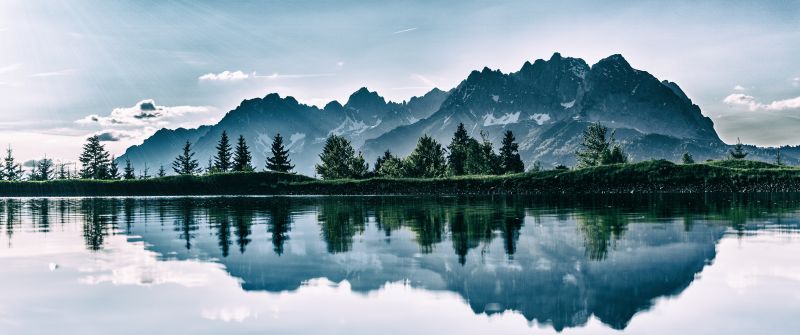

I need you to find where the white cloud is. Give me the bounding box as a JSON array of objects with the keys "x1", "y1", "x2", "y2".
[
  {"x1": 77, "y1": 99, "x2": 211, "y2": 127},
  {"x1": 201, "y1": 307, "x2": 256, "y2": 322},
  {"x1": 199, "y1": 70, "x2": 250, "y2": 81},
  {"x1": 723, "y1": 93, "x2": 800, "y2": 112},
  {"x1": 336, "y1": 61, "x2": 345, "y2": 69},
  {"x1": 30, "y1": 69, "x2": 77, "y2": 77},
  {"x1": 0, "y1": 63, "x2": 21, "y2": 75},
  {"x1": 793, "y1": 77, "x2": 799, "y2": 87},
  {"x1": 392, "y1": 27, "x2": 417, "y2": 34},
  {"x1": 733, "y1": 85, "x2": 746, "y2": 91},
  {"x1": 410, "y1": 73, "x2": 437, "y2": 88}
]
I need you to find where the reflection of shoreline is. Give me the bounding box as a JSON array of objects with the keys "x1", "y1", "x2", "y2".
[{"x1": 4, "y1": 195, "x2": 798, "y2": 331}]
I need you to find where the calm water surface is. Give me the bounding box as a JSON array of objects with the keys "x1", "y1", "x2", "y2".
[{"x1": 1, "y1": 195, "x2": 799, "y2": 334}]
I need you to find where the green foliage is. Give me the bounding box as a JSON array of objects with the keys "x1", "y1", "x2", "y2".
[
  {"x1": 157, "y1": 165, "x2": 166, "y2": 177},
  {"x1": 576, "y1": 123, "x2": 628, "y2": 168},
  {"x1": 374, "y1": 151, "x2": 405, "y2": 178},
  {"x1": 79, "y1": 135, "x2": 111, "y2": 179},
  {"x1": 404, "y1": 135, "x2": 447, "y2": 178},
  {"x1": 729, "y1": 137, "x2": 748, "y2": 160},
  {"x1": 775, "y1": 149, "x2": 784, "y2": 166},
  {"x1": 213, "y1": 131, "x2": 233, "y2": 172},
  {"x1": 608, "y1": 145, "x2": 628, "y2": 164},
  {"x1": 123, "y1": 158, "x2": 136, "y2": 179},
  {"x1": 173, "y1": 141, "x2": 201, "y2": 175},
  {"x1": 36, "y1": 157, "x2": 55, "y2": 181},
  {"x1": 682, "y1": 152, "x2": 695, "y2": 164},
  {"x1": 266, "y1": 133, "x2": 294, "y2": 173},
  {"x1": 232, "y1": 135, "x2": 254, "y2": 172},
  {"x1": 499, "y1": 130, "x2": 525, "y2": 173},
  {"x1": 3, "y1": 146, "x2": 21, "y2": 181},
  {"x1": 316, "y1": 135, "x2": 367, "y2": 179},
  {"x1": 447, "y1": 123, "x2": 470, "y2": 176},
  {"x1": 108, "y1": 156, "x2": 120, "y2": 179}
]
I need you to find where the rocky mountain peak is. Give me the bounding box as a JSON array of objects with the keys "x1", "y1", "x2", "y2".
[{"x1": 345, "y1": 87, "x2": 387, "y2": 111}]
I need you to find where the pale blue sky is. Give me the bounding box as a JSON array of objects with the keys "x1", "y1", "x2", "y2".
[{"x1": 0, "y1": 0, "x2": 798, "y2": 162}]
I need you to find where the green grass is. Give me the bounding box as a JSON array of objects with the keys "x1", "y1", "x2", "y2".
[{"x1": 2, "y1": 160, "x2": 800, "y2": 196}]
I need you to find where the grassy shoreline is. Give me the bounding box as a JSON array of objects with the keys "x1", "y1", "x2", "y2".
[{"x1": 2, "y1": 160, "x2": 800, "y2": 196}]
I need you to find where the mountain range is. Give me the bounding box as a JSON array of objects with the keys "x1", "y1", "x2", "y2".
[{"x1": 119, "y1": 52, "x2": 797, "y2": 175}]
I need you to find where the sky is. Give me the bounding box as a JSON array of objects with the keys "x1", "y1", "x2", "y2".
[{"x1": 0, "y1": 0, "x2": 799, "y2": 164}]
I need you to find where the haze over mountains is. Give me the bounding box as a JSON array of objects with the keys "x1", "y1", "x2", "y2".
[{"x1": 119, "y1": 53, "x2": 796, "y2": 175}]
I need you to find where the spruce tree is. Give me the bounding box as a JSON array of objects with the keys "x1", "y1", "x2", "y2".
[
  {"x1": 213, "y1": 131, "x2": 232, "y2": 172},
  {"x1": 682, "y1": 152, "x2": 695, "y2": 164},
  {"x1": 231, "y1": 135, "x2": 254, "y2": 172},
  {"x1": 374, "y1": 151, "x2": 406, "y2": 177},
  {"x1": 3, "y1": 146, "x2": 21, "y2": 181},
  {"x1": 108, "y1": 156, "x2": 120, "y2": 179},
  {"x1": 576, "y1": 123, "x2": 611, "y2": 168},
  {"x1": 157, "y1": 165, "x2": 166, "y2": 177},
  {"x1": 36, "y1": 157, "x2": 54, "y2": 181},
  {"x1": 405, "y1": 135, "x2": 447, "y2": 178},
  {"x1": 729, "y1": 138, "x2": 748, "y2": 160},
  {"x1": 58, "y1": 163, "x2": 69, "y2": 179},
  {"x1": 447, "y1": 123, "x2": 471, "y2": 176},
  {"x1": 123, "y1": 158, "x2": 136, "y2": 179},
  {"x1": 78, "y1": 135, "x2": 111, "y2": 179},
  {"x1": 607, "y1": 144, "x2": 628, "y2": 164},
  {"x1": 266, "y1": 133, "x2": 294, "y2": 173},
  {"x1": 173, "y1": 141, "x2": 200, "y2": 175},
  {"x1": 140, "y1": 163, "x2": 150, "y2": 179},
  {"x1": 28, "y1": 160, "x2": 39, "y2": 181},
  {"x1": 775, "y1": 149, "x2": 784, "y2": 166},
  {"x1": 499, "y1": 130, "x2": 524, "y2": 173}
]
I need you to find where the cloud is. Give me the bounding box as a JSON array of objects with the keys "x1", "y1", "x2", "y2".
[
  {"x1": 410, "y1": 73, "x2": 437, "y2": 87},
  {"x1": 77, "y1": 99, "x2": 211, "y2": 127},
  {"x1": 0, "y1": 63, "x2": 21, "y2": 75},
  {"x1": 392, "y1": 27, "x2": 417, "y2": 34},
  {"x1": 199, "y1": 70, "x2": 250, "y2": 81},
  {"x1": 30, "y1": 69, "x2": 77, "y2": 77},
  {"x1": 723, "y1": 93, "x2": 800, "y2": 112},
  {"x1": 94, "y1": 130, "x2": 136, "y2": 142},
  {"x1": 733, "y1": 85, "x2": 746, "y2": 91}
]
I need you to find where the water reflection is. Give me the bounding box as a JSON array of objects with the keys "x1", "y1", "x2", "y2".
[{"x1": 2, "y1": 194, "x2": 800, "y2": 332}]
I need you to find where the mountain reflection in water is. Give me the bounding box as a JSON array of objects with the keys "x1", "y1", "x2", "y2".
[{"x1": 2, "y1": 195, "x2": 799, "y2": 332}]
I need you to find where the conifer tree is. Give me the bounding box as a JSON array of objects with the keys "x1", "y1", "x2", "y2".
[
  {"x1": 775, "y1": 149, "x2": 784, "y2": 166},
  {"x1": 3, "y1": 146, "x2": 21, "y2": 181},
  {"x1": 173, "y1": 141, "x2": 201, "y2": 175},
  {"x1": 108, "y1": 156, "x2": 120, "y2": 179},
  {"x1": 315, "y1": 135, "x2": 366, "y2": 179},
  {"x1": 447, "y1": 123, "x2": 471, "y2": 176},
  {"x1": 608, "y1": 144, "x2": 628, "y2": 164},
  {"x1": 36, "y1": 157, "x2": 54, "y2": 181},
  {"x1": 58, "y1": 163, "x2": 69, "y2": 179},
  {"x1": 157, "y1": 165, "x2": 166, "y2": 177},
  {"x1": 729, "y1": 138, "x2": 748, "y2": 160},
  {"x1": 266, "y1": 133, "x2": 294, "y2": 173},
  {"x1": 140, "y1": 163, "x2": 150, "y2": 179},
  {"x1": 232, "y1": 135, "x2": 254, "y2": 172},
  {"x1": 576, "y1": 123, "x2": 611, "y2": 168},
  {"x1": 28, "y1": 160, "x2": 39, "y2": 181},
  {"x1": 123, "y1": 158, "x2": 136, "y2": 180},
  {"x1": 78, "y1": 135, "x2": 111, "y2": 179},
  {"x1": 213, "y1": 131, "x2": 232, "y2": 172},
  {"x1": 499, "y1": 130, "x2": 525, "y2": 173},
  {"x1": 405, "y1": 135, "x2": 447, "y2": 178},
  {"x1": 374, "y1": 151, "x2": 406, "y2": 177}
]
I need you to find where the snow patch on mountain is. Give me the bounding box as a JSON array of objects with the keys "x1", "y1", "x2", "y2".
[
  {"x1": 561, "y1": 100, "x2": 575, "y2": 108},
  {"x1": 288, "y1": 133, "x2": 306, "y2": 151},
  {"x1": 530, "y1": 113, "x2": 551, "y2": 125},
  {"x1": 491, "y1": 94, "x2": 500, "y2": 102},
  {"x1": 483, "y1": 112, "x2": 520, "y2": 126}
]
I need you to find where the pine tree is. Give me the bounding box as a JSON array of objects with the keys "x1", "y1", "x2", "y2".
[
  {"x1": 499, "y1": 130, "x2": 525, "y2": 173},
  {"x1": 3, "y1": 145, "x2": 21, "y2": 181},
  {"x1": 607, "y1": 144, "x2": 628, "y2": 164},
  {"x1": 173, "y1": 141, "x2": 201, "y2": 175},
  {"x1": 213, "y1": 131, "x2": 232, "y2": 172},
  {"x1": 108, "y1": 156, "x2": 120, "y2": 179},
  {"x1": 447, "y1": 123, "x2": 471, "y2": 176},
  {"x1": 58, "y1": 163, "x2": 69, "y2": 179},
  {"x1": 374, "y1": 151, "x2": 406, "y2": 178},
  {"x1": 729, "y1": 138, "x2": 748, "y2": 160},
  {"x1": 266, "y1": 133, "x2": 294, "y2": 173},
  {"x1": 405, "y1": 135, "x2": 447, "y2": 178},
  {"x1": 315, "y1": 135, "x2": 364, "y2": 179},
  {"x1": 36, "y1": 157, "x2": 54, "y2": 181},
  {"x1": 123, "y1": 158, "x2": 136, "y2": 179},
  {"x1": 775, "y1": 149, "x2": 784, "y2": 166},
  {"x1": 157, "y1": 165, "x2": 166, "y2": 177},
  {"x1": 682, "y1": 152, "x2": 695, "y2": 164},
  {"x1": 78, "y1": 135, "x2": 111, "y2": 179},
  {"x1": 28, "y1": 160, "x2": 39, "y2": 181},
  {"x1": 576, "y1": 123, "x2": 611, "y2": 168},
  {"x1": 232, "y1": 135, "x2": 254, "y2": 172},
  {"x1": 140, "y1": 163, "x2": 150, "y2": 179}
]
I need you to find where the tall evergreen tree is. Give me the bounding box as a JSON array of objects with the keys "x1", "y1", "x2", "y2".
[
  {"x1": 608, "y1": 144, "x2": 628, "y2": 164},
  {"x1": 775, "y1": 149, "x2": 784, "y2": 166},
  {"x1": 123, "y1": 158, "x2": 136, "y2": 179},
  {"x1": 3, "y1": 146, "x2": 21, "y2": 181},
  {"x1": 405, "y1": 135, "x2": 447, "y2": 178},
  {"x1": 173, "y1": 141, "x2": 201, "y2": 175},
  {"x1": 315, "y1": 135, "x2": 366, "y2": 179},
  {"x1": 266, "y1": 133, "x2": 294, "y2": 173},
  {"x1": 499, "y1": 130, "x2": 525, "y2": 173},
  {"x1": 140, "y1": 163, "x2": 150, "y2": 179},
  {"x1": 374, "y1": 151, "x2": 406, "y2": 178},
  {"x1": 682, "y1": 152, "x2": 695, "y2": 164},
  {"x1": 729, "y1": 138, "x2": 748, "y2": 160},
  {"x1": 28, "y1": 160, "x2": 39, "y2": 181},
  {"x1": 232, "y1": 135, "x2": 254, "y2": 172},
  {"x1": 108, "y1": 156, "x2": 120, "y2": 179},
  {"x1": 213, "y1": 131, "x2": 233, "y2": 172},
  {"x1": 157, "y1": 165, "x2": 166, "y2": 177},
  {"x1": 576, "y1": 123, "x2": 611, "y2": 168},
  {"x1": 447, "y1": 123, "x2": 471, "y2": 176},
  {"x1": 58, "y1": 163, "x2": 69, "y2": 179},
  {"x1": 78, "y1": 135, "x2": 111, "y2": 179},
  {"x1": 36, "y1": 157, "x2": 54, "y2": 181}
]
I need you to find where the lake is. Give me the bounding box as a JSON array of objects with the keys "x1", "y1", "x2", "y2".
[{"x1": 1, "y1": 195, "x2": 799, "y2": 334}]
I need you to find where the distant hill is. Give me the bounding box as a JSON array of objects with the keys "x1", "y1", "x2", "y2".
[{"x1": 119, "y1": 53, "x2": 797, "y2": 175}]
